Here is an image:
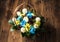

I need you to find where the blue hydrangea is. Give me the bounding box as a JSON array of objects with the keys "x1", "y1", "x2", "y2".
[
  {"x1": 30, "y1": 26, "x2": 36, "y2": 34},
  {"x1": 27, "y1": 13, "x2": 33, "y2": 18},
  {"x1": 16, "y1": 16, "x2": 22, "y2": 21},
  {"x1": 26, "y1": 11, "x2": 33, "y2": 18},
  {"x1": 20, "y1": 20, "x2": 26, "y2": 27}
]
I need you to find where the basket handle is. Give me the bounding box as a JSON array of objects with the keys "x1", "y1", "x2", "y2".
[{"x1": 13, "y1": 2, "x2": 36, "y2": 17}]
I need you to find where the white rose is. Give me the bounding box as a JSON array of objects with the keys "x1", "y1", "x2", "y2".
[
  {"x1": 22, "y1": 8, "x2": 27, "y2": 14},
  {"x1": 10, "y1": 28, "x2": 14, "y2": 32},
  {"x1": 35, "y1": 17, "x2": 41, "y2": 22},
  {"x1": 12, "y1": 17, "x2": 16, "y2": 22},
  {"x1": 17, "y1": 11, "x2": 21, "y2": 16},
  {"x1": 34, "y1": 24, "x2": 39, "y2": 28},
  {"x1": 23, "y1": 16, "x2": 29, "y2": 22},
  {"x1": 21, "y1": 27, "x2": 26, "y2": 33}
]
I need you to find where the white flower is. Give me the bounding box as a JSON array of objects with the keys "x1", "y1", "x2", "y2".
[
  {"x1": 34, "y1": 24, "x2": 39, "y2": 28},
  {"x1": 31, "y1": 13, "x2": 35, "y2": 16},
  {"x1": 35, "y1": 17, "x2": 41, "y2": 22},
  {"x1": 22, "y1": 8, "x2": 27, "y2": 14},
  {"x1": 17, "y1": 11, "x2": 21, "y2": 16},
  {"x1": 23, "y1": 16, "x2": 29, "y2": 22},
  {"x1": 10, "y1": 28, "x2": 14, "y2": 32},
  {"x1": 21, "y1": 27, "x2": 26, "y2": 33},
  {"x1": 12, "y1": 17, "x2": 16, "y2": 22}
]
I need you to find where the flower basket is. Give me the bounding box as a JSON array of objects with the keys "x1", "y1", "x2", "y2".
[{"x1": 8, "y1": 2, "x2": 45, "y2": 38}]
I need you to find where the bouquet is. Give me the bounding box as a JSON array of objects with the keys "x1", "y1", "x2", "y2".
[{"x1": 8, "y1": 5, "x2": 45, "y2": 37}]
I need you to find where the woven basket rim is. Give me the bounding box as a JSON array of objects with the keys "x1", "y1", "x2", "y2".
[{"x1": 13, "y1": 2, "x2": 36, "y2": 17}]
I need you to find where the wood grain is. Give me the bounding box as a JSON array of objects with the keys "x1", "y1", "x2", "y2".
[{"x1": 0, "y1": 0, "x2": 60, "y2": 42}]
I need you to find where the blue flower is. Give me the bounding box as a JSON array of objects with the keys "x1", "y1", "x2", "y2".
[
  {"x1": 16, "y1": 16, "x2": 22, "y2": 21},
  {"x1": 20, "y1": 20, "x2": 26, "y2": 27},
  {"x1": 26, "y1": 11, "x2": 34, "y2": 18},
  {"x1": 27, "y1": 13, "x2": 33, "y2": 18},
  {"x1": 26, "y1": 11, "x2": 31, "y2": 15},
  {"x1": 30, "y1": 26, "x2": 36, "y2": 34}
]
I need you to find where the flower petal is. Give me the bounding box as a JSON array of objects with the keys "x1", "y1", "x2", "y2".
[
  {"x1": 35, "y1": 17, "x2": 41, "y2": 22},
  {"x1": 21, "y1": 27, "x2": 26, "y2": 33},
  {"x1": 22, "y1": 8, "x2": 27, "y2": 14},
  {"x1": 17, "y1": 11, "x2": 21, "y2": 16},
  {"x1": 20, "y1": 20, "x2": 26, "y2": 27},
  {"x1": 23, "y1": 16, "x2": 29, "y2": 22},
  {"x1": 30, "y1": 27, "x2": 36, "y2": 34}
]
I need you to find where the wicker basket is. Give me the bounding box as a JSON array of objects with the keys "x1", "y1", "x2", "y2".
[
  {"x1": 13, "y1": 2, "x2": 36, "y2": 18},
  {"x1": 9, "y1": 2, "x2": 45, "y2": 39}
]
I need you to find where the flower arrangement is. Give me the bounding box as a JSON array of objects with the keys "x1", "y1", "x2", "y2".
[{"x1": 8, "y1": 8, "x2": 45, "y2": 37}]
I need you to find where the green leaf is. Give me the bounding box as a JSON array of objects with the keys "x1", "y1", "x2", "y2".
[
  {"x1": 12, "y1": 25, "x2": 18, "y2": 30},
  {"x1": 8, "y1": 20, "x2": 14, "y2": 25}
]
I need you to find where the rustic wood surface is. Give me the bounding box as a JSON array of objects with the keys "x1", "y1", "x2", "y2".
[{"x1": 0, "y1": 0, "x2": 60, "y2": 42}]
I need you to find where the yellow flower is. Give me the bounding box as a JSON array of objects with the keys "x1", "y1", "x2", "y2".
[
  {"x1": 21, "y1": 14, "x2": 25, "y2": 17},
  {"x1": 34, "y1": 21, "x2": 41, "y2": 28},
  {"x1": 25, "y1": 23, "x2": 31, "y2": 31},
  {"x1": 17, "y1": 11, "x2": 25, "y2": 17},
  {"x1": 35, "y1": 21, "x2": 41, "y2": 26},
  {"x1": 31, "y1": 13, "x2": 35, "y2": 16},
  {"x1": 15, "y1": 20, "x2": 20, "y2": 25},
  {"x1": 34, "y1": 23, "x2": 39, "y2": 28},
  {"x1": 25, "y1": 28, "x2": 29, "y2": 32},
  {"x1": 26, "y1": 23, "x2": 30, "y2": 28},
  {"x1": 18, "y1": 14, "x2": 25, "y2": 17}
]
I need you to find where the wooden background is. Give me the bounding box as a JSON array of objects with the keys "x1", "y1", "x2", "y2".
[{"x1": 0, "y1": 0, "x2": 60, "y2": 42}]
